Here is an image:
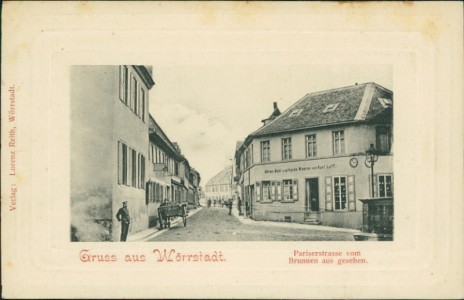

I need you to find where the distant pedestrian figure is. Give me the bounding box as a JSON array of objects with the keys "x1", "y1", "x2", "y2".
[
  {"x1": 207, "y1": 199, "x2": 211, "y2": 208},
  {"x1": 213, "y1": 200, "x2": 217, "y2": 207},
  {"x1": 238, "y1": 197, "x2": 242, "y2": 215},
  {"x1": 116, "y1": 201, "x2": 131, "y2": 242},
  {"x1": 228, "y1": 199, "x2": 233, "y2": 215}
]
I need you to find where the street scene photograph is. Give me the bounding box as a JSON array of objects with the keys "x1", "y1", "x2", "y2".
[{"x1": 70, "y1": 64, "x2": 393, "y2": 242}]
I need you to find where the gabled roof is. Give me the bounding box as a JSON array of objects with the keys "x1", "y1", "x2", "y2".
[
  {"x1": 148, "y1": 114, "x2": 182, "y2": 159},
  {"x1": 133, "y1": 65, "x2": 155, "y2": 89},
  {"x1": 206, "y1": 167, "x2": 232, "y2": 186},
  {"x1": 249, "y1": 82, "x2": 392, "y2": 138}
]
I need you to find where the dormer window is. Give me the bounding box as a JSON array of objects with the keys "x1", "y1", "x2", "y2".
[
  {"x1": 378, "y1": 98, "x2": 392, "y2": 108},
  {"x1": 323, "y1": 103, "x2": 339, "y2": 113},
  {"x1": 289, "y1": 108, "x2": 303, "y2": 117}
]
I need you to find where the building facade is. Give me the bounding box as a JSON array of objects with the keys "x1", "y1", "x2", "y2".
[
  {"x1": 71, "y1": 65, "x2": 155, "y2": 241},
  {"x1": 235, "y1": 82, "x2": 393, "y2": 230},
  {"x1": 71, "y1": 65, "x2": 200, "y2": 241},
  {"x1": 204, "y1": 167, "x2": 234, "y2": 206}
]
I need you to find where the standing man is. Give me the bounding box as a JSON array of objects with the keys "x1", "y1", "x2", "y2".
[
  {"x1": 237, "y1": 197, "x2": 242, "y2": 215},
  {"x1": 116, "y1": 201, "x2": 131, "y2": 242},
  {"x1": 228, "y1": 198, "x2": 233, "y2": 215}
]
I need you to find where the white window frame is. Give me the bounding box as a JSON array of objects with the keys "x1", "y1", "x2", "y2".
[
  {"x1": 377, "y1": 174, "x2": 393, "y2": 198},
  {"x1": 305, "y1": 134, "x2": 317, "y2": 158},
  {"x1": 261, "y1": 140, "x2": 270, "y2": 162},
  {"x1": 332, "y1": 130, "x2": 345, "y2": 155},
  {"x1": 282, "y1": 137, "x2": 292, "y2": 160},
  {"x1": 262, "y1": 181, "x2": 272, "y2": 201},
  {"x1": 283, "y1": 179, "x2": 294, "y2": 201},
  {"x1": 333, "y1": 176, "x2": 347, "y2": 211}
]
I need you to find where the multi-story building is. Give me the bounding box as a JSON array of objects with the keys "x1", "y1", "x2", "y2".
[
  {"x1": 188, "y1": 168, "x2": 201, "y2": 208},
  {"x1": 71, "y1": 65, "x2": 155, "y2": 241},
  {"x1": 235, "y1": 82, "x2": 393, "y2": 230},
  {"x1": 146, "y1": 115, "x2": 201, "y2": 225},
  {"x1": 71, "y1": 65, "x2": 200, "y2": 241},
  {"x1": 204, "y1": 167, "x2": 234, "y2": 206}
]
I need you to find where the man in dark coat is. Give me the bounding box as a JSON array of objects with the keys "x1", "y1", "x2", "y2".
[
  {"x1": 228, "y1": 199, "x2": 233, "y2": 215},
  {"x1": 116, "y1": 201, "x2": 131, "y2": 242}
]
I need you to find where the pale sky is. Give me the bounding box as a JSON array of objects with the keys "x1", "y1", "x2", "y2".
[{"x1": 148, "y1": 64, "x2": 392, "y2": 185}]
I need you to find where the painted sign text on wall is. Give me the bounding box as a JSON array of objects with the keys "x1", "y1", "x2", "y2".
[{"x1": 264, "y1": 163, "x2": 336, "y2": 174}]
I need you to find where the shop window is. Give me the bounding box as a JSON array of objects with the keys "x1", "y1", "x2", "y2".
[
  {"x1": 262, "y1": 181, "x2": 272, "y2": 201},
  {"x1": 332, "y1": 130, "x2": 345, "y2": 155},
  {"x1": 378, "y1": 174, "x2": 393, "y2": 197},
  {"x1": 261, "y1": 140, "x2": 270, "y2": 162},
  {"x1": 282, "y1": 138, "x2": 292, "y2": 160},
  {"x1": 333, "y1": 176, "x2": 347, "y2": 210},
  {"x1": 305, "y1": 134, "x2": 317, "y2": 158},
  {"x1": 283, "y1": 179, "x2": 297, "y2": 201}
]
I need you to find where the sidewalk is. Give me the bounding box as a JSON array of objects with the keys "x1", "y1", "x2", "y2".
[
  {"x1": 231, "y1": 207, "x2": 361, "y2": 234},
  {"x1": 127, "y1": 206, "x2": 204, "y2": 242}
]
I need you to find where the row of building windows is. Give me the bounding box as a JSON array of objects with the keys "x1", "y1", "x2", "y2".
[
  {"x1": 117, "y1": 141, "x2": 145, "y2": 189},
  {"x1": 119, "y1": 66, "x2": 147, "y2": 122},
  {"x1": 146, "y1": 182, "x2": 164, "y2": 204},
  {"x1": 255, "y1": 127, "x2": 391, "y2": 164},
  {"x1": 205, "y1": 185, "x2": 230, "y2": 193},
  {"x1": 254, "y1": 174, "x2": 392, "y2": 211},
  {"x1": 256, "y1": 180, "x2": 299, "y2": 202},
  {"x1": 148, "y1": 143, "x2": 179, "y2": 176}
]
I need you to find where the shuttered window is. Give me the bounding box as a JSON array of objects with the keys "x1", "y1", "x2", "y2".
[
  {"x1": 262, "y1": 181, "x2": 272, "y2": 201},
  {"x1": 333, "y1": 176, "x2": 347, "y2": 211}
]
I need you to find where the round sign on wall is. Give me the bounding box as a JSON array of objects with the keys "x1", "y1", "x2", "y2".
[{"x1": 349, "y1": 157, "x2": 358, "y2": 168}]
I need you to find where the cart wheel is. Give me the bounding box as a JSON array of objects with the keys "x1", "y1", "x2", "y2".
[{"x1": 183, "y1": 215, "x2": 187, "y2": 227}]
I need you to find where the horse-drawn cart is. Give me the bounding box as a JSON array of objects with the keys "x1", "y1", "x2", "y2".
[{"x1": 158, "y1": 202, "x2": 187, "y2": 229}]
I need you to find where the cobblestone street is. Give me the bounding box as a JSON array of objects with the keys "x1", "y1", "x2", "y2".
[{"x1": 147, "y1": 207, "x2": 355, "y2": 241}]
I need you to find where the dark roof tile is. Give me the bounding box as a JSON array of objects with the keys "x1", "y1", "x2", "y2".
[{"x1": 250, "y1": 82, "x2": 392, "y2": 137}]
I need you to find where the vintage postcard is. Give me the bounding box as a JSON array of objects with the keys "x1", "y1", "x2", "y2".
[{"x1": 2, "y1": 1, "x2": 463, "y2": 299}]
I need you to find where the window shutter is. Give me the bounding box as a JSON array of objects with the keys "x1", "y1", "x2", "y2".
[
  {"x1": 325, "y1": 177, "x2": 333, "y2": 211},
  {"x1": 276, "y1": 181, "x2": 282, "y2": 201},
  {"x1": 145, "y1": 182, "x2": 150, "y2": 205},
  {"x1": 293, "y1": 180, "x2": 298, "y2": 201},
  {"x1": 119, "y1": 66, "x2": 126, "y2": 103},
  {"x1": 118, "y1": 142, "x2": 122, "y2": 184},
  {"x1": 271, "y1": 181, "x2": 276, "y2": 201},
  {"x1": 127, "y1": 148, "x2": 132, "y2": 187},
  {"x1": 256, "y1": 182, "x2": 261, "y2": 202},
  {"x1": 347, "y1": 175, "x2": 356, "y2": 211}
]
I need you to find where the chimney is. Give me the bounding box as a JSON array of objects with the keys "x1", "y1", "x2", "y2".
[{"x1": 273, "y1": 102, "x2": 278, "y2": 110}]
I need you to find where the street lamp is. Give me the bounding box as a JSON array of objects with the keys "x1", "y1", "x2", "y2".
[{"x1": 365, "y1": 144, "x2": 379, "y2": 198}]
